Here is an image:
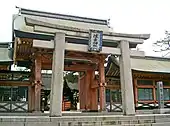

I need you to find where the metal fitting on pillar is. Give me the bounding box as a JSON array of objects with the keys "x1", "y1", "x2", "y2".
[{"x1": 99, "y1": 83, "x2": 107, "y2": 87}]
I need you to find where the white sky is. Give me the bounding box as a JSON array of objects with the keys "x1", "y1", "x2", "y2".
[{"x1": 1, "y1": 0, "x2": 170, "y2": 57}]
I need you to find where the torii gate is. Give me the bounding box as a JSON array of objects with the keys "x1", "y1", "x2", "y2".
[{"x1": 13, "y1": 8, "x2": 150, "y2": 116}]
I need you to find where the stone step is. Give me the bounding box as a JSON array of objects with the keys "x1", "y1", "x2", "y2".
[{"x1": 1, "y1": 114, "x2": 170, "y2": 126}]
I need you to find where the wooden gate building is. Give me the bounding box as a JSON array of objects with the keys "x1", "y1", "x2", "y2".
[{"x1": 0, "y1": 7, "x2": 151, "y2": 116}]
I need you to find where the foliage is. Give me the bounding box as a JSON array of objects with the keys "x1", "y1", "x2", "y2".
[
  {"x1": 64, "y1": 72, "x2": 78, "y2": 83},
  {"x1": 153, "y1": 31, "x2": 170, "y2": 55}
]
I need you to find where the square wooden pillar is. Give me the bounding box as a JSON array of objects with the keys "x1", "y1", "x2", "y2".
[
  {"x1": 98, "y1": 56, "x2": 106, "y2": 111},
  {"x1": 90, "y1": 70, "x2": 98, "y2": 111},
  {"x1": 29, "y1": 66, "x2": 35, "y2": 112},
  {"x1": 28, "y1": 86, "x2": 32, "y2": 112},
  {"x1": 31, "y1": 86, "x2": 35, "y2": 112},
  {"x1": 79, "y1": 70, "x2": 98, "y2": 111},
  {"x1": 34, "y1": 54, "x2": 42, "y2": 112},
  {"x1": 79, "y1": 74, "x2": 86, "y2": 110}
]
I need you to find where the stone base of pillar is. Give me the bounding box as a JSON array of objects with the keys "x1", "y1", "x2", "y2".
[
  {"x1": 153, "y1": 108, "x2": 170, "y2": 114},
  {"x1": 123, "y1": 113, "x2": 135, "y2": 116},
  {"x1": 49, "y1": 113, "x2": 63, "y2": 117},
  {"x1": 32, "y1": 111, "x2": 42, "y2": 114}
]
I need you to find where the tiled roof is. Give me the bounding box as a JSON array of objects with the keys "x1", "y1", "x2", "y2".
[
  {"x1": 106, "y1": 55, "x2": 170, "y2": 77},
  {"x1": 0, "y1": 42, "x2": 13, "y2": 64}
]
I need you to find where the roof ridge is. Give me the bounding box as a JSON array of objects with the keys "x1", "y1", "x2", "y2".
[{"x1": 19, "y1": 7, "x2": 108, "y2": 25}]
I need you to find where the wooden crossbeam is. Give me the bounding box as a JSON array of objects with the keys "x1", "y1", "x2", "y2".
[
  {"x1": 91, "y1": 84, "x2": 120, "y2": 89},
  {"x1": 0, "y1": 81, "x2": 30, "y2": 86},
  {"x1": 42, "y1": 63, "x2": 96, "y2": 71},
  {"x1": 41, "y1": 53, "x2": 101, "y2": 64}
]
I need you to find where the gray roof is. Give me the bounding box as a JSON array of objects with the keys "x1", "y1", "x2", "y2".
[
  {"x1": 14, "y1": 8, "x2": 150, "y2": 43},
  {"x1": 0, "y1": 43, "x2": 13, "y2": 64},
  {"x1": 14, "y1": 8, "x2": 112, "y2": 34},
  {"x1": 19, "y1": 8, "x2": 108, "y2": 25},
  {"x1": 113, "y1": 56, "x2": 170, "y2": 73},
  {"x1": 130, "y1": 56, "x2": 170, "y2": 73},
  {"x1": 106, "y1": 56, "x2": 170, "y2": 77}
]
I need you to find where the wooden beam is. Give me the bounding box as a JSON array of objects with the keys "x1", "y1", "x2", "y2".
[
  {"x1": 41, "y1": 55, "x2": 97, "y2": 64},
  {"x1": 42, "y1": 63, "x2": 96, "y2": 71},
  {"x1": 65, "y1": 65, "x2": 95, "y2": 71},
  {"x1": 65, "y1": 51, "x2": 101, "y2": 63},
  {"x1": 91, "y1": 83, "x2": 120, "y2": 89},
  {"x1": 0, "y1": 81, "x2": 30, "y2": 86},
  {"x1": 133, "y1": 72, "x2": 170, "y2": 80},
  {"x1": 41, "y1": 53, "x2": 100, "y2": 64}
]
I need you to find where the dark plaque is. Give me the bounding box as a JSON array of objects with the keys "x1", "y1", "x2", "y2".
[{"x1": 88, "y1": 30, "x2": 103, "y2": 52}]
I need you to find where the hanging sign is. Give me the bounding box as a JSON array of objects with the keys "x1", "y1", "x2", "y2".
[{"x1": 88, "y1": 30, "x2": 103, "y2": 52}]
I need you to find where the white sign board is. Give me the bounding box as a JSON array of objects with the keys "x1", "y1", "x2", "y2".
[{"x1": 157, "y1": 81, "x2": 164, "y2": 109}]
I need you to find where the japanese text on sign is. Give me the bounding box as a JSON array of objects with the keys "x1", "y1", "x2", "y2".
[{"x1": 88, "y1": 30, "x2": 103, "y2": 52}]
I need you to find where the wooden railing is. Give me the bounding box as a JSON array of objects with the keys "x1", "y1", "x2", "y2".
[{"x1": 0, "y1": 101, "x2": 28, "y2": 112}]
